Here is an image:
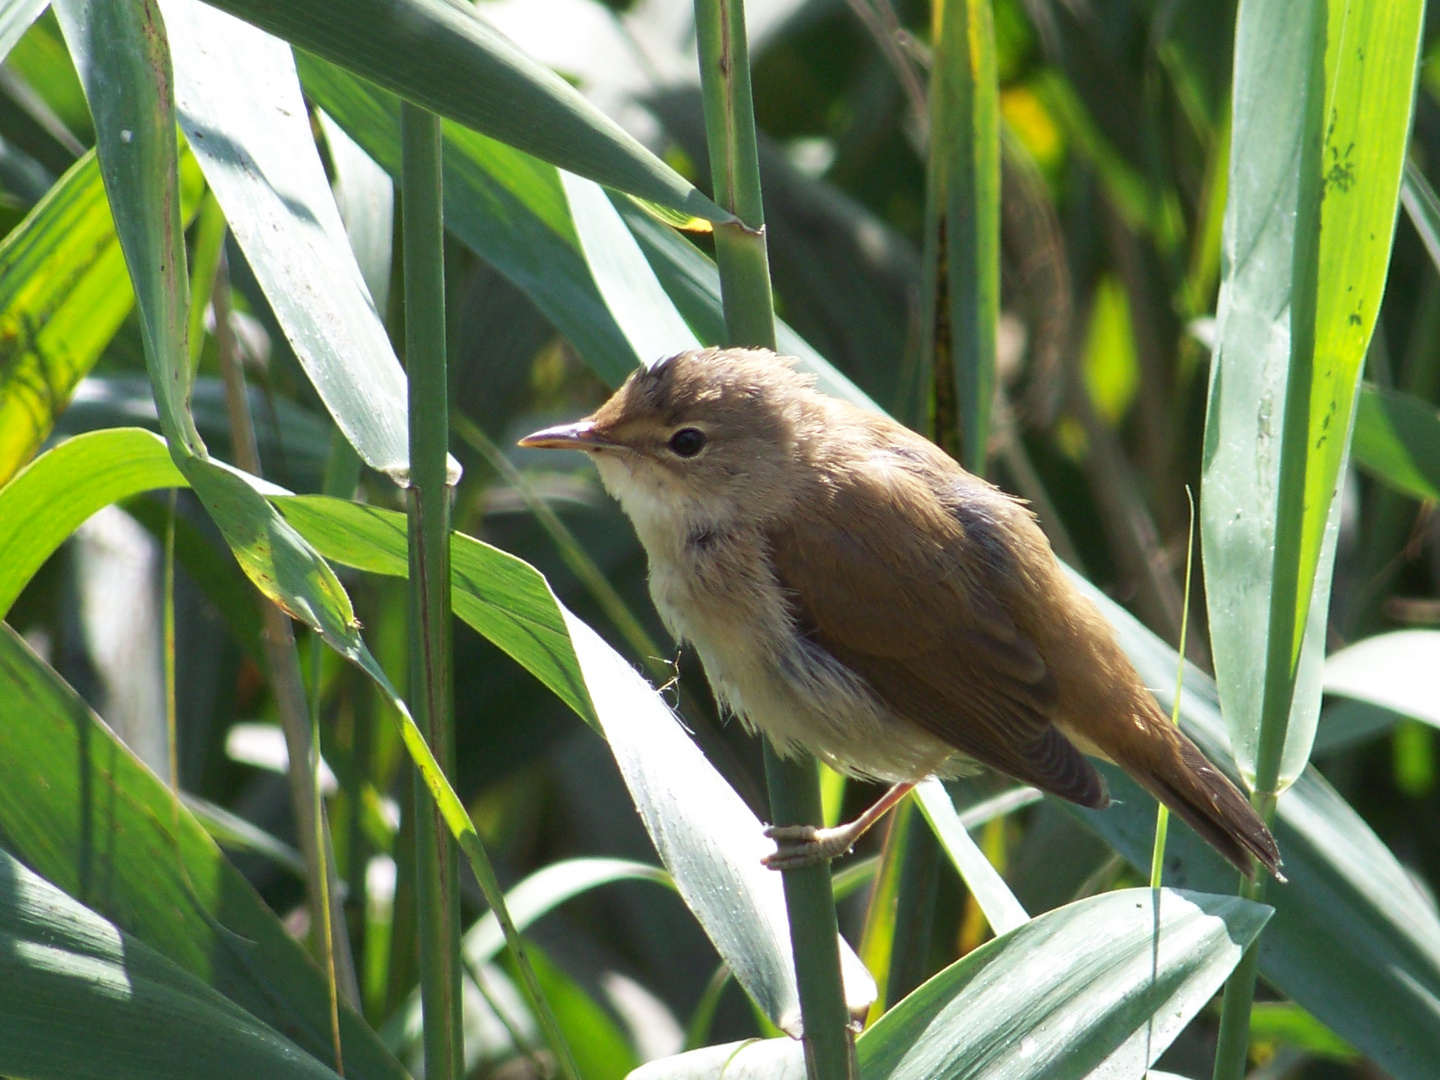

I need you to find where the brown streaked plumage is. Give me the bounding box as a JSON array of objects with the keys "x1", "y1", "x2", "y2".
[{"x1": 520, "y1": 347, "x2": 1281, "y2": 878}]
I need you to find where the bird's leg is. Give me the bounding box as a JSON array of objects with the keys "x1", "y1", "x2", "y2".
[{"x1": 762, "y1": 780, "x2": 917, "y2": 870}]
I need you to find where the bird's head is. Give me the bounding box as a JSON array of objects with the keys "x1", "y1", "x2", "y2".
[{"x1": 519, "y1": 347, "x2": 814, "y2": 539}]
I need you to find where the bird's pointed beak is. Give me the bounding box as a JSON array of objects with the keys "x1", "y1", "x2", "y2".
[{"x1": 517, "y1": 419, "x2": 613, "y2": 451}]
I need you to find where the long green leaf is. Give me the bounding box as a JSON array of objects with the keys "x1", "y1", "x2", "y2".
[
  {"x1": 912, "y1": 780, "x2": 1027, "y2": 937},
  {"x1": 0, "y1": 623, "x2": 406, "y2": 1079},
  {"x1": 194, "y1": 0, "x2": 725, "y2": 224},
  {"x1": 560, "y1": 169, "x2": 701, "y2": 364},
  {"x1": 0, "y1": 846, "x2": 342, "y2": 1080},
  {"x1": 1206, "y1": 5, "x2": 1424, "y2": 1064},
  {"x1": 54, "y1": 0, "x2": 201, "y2": 452},
  {"x1": 161, "y1": 0, "x2": 413, "y2": 481},
  {"x1": 1202, "y1": 0, "x2": 1424, "y2": 794}
]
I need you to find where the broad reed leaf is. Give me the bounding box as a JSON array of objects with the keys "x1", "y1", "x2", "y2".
[
  {"x1": 857, "y1": 889, "x2": 1267, "y2": 1080},
  {"x1": 560, "y1": 169, "x2": 700, "y2": 366},
  {"x1": 0, "y1": 149, "x2": 200, "y2": 484},
  {"x1": 1069, "y1": 570, "x2": 1440, "y2": 1080},
  {"x1": 0, "y1": 846, "x2": 342, "y2": 1080},
  {"x1": 0, "y1": 624, "x2": 405, "y2": 1079},
  {"x1": 1202, "y1": 0, "x2": 1424, "y2": 793},
  {"x1": 631, "y1": 890, "x2": 1267, "y2": 1080},
  {"x1": 913, "y1": 779, "x2": 1027, "y2": 937}
]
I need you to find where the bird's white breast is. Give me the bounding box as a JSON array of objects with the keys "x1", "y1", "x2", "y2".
[{"x1": 596, "y1": 454, "x2": 957, "y2": 782}]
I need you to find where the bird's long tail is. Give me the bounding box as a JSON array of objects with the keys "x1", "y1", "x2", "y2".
[{"x1": 1129, "y1": 723, "x2": 1282, "y2": 881}]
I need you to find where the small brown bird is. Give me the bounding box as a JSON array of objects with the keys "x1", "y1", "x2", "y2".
[{"x1": 521, "y1": 348, "x2": 1280, "y2": 878}]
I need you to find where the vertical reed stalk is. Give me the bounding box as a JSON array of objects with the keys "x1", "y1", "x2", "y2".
[
  {"x1": 401, "y1": 102, "x2": 462, "y2": 1080},
  {"x1": 692, "y1": 0, "x2": 854, "y2": 1074},
  {"x1": 214, "y1": 247, "x2": 360, "y2": 1017}
]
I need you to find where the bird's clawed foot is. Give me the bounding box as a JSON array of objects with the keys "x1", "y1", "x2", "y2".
[{"x1": 762, "y1": 822, "x2": 863, "y2": 870}]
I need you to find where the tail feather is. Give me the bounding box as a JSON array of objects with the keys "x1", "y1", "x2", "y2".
[{"x1": 1135, "y1": 728, "x2": 1282, "y2": 881}]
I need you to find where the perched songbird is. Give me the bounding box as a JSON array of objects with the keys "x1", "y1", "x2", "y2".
[{"x1": 521, "y1": 347, "x2": 1281, "y2": 878}]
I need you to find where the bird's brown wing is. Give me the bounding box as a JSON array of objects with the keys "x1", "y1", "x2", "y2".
[{"x1": 767, "y1": 463, "x2": 1108, "y2": 807}]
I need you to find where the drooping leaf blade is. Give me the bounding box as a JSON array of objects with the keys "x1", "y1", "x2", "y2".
[
  {"x1": 161, "y1": 0, "x2": 413, "y2": 481},
  {"x1": 193, "y1": 0, "x2": 726, "y2": 224}
]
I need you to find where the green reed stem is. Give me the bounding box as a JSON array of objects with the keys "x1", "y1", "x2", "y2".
[{"x1": 401, "y1": 101, "x2": 462, "y2": 1080}]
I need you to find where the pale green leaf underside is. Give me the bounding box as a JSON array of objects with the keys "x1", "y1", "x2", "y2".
[
  {"x1": 631, "y1": 889, "x2": 1267, "y2": 1080},
  {"x1": 1323, "y1": 630, "x2": 1440, "y2": 729},
  {"x1": 1201, "y1": 0, "x2": 1423, "y2": 790}
]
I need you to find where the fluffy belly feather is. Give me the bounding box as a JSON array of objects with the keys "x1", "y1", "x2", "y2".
[{"x1": 650, "y1": 553, "x2": 957, "y2": 783}]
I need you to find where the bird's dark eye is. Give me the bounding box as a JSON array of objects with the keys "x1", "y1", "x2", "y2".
[{"x1": 668, "y1": 427, "x2": 707, "y2": 457}]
